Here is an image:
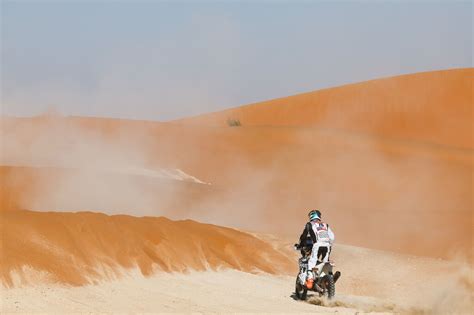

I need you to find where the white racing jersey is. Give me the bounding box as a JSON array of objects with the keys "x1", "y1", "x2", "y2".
[{"x1": 311, "y1": 221, "x2": 335, "y2": 246}]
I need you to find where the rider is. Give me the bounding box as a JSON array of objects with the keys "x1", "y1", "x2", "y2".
[{"x1": 298, "y1": 210, "x2": 335, "y2": 288}]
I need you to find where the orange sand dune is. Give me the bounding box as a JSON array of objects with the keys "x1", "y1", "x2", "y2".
[
  {"x1": 1, "y1": 69, "x2": 472, "y2": 261},
  {"x1": 1, "y1": 209, "x2": 294, "y2": 287},
  {"x1": 177, "y1": 68, "x2": 473, "y2": 149}
]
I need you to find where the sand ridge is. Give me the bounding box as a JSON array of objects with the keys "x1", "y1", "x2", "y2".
[{"x1": 1, "y1": 209, "x2": 295, "y2": 288}]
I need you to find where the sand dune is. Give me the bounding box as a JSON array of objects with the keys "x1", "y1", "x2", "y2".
[
  {"x1": 1, "y1": 209, "x2": 294, "y2": 288},
  {"x1": 1, "y1": 69, "x2": 472, "y2": 260},
  {"x1": 176, "y1": 68, "x2": 473, "y2": 149}
]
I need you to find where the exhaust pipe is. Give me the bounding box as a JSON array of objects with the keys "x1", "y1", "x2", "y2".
[{"x1": 334, "y1": 271, "x2": 341, "y2": 283}]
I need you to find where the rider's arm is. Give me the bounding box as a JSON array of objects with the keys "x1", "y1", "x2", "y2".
[
  {"x1": 328, "y1": 225, "x2": 335, "y2": 243},
  {"x1": 299, "y1": 224, "x2": 308, "y2": 244}
]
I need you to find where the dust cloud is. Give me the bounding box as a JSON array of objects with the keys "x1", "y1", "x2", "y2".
[{"x1": 1, "y1": 69, "x2": 472, "y2": 261}]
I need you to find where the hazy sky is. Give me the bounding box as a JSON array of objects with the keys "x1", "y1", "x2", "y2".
[{"x1": 1, "y1": 1, "x2": 472, "y2": 121}]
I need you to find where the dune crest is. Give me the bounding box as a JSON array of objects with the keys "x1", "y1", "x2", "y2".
[
  {"x1": 1, "y1": 209, "x2": 294, "y2": 287},
  {"x1": 177, "y1": 68, "x2": 473, "y2": 149}
]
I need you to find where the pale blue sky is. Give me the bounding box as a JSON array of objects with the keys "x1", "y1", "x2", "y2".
[{"x1": 1, "y1": 1, "x2": 472, "y2": 120}]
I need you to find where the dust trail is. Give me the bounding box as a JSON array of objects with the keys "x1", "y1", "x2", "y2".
[
  {"x1": 308, "y1": 295, "x2": 398, "y2": 313},
  {"x1": 307, "y1": 264, "x2": 473, "y2": 314},
  {"x1": 425, "y1": 265, "x2": 474, "y2": 315}
]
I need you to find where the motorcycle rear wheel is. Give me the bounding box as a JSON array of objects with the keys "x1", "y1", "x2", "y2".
[{"x1": 325, "y1": 274, "x2": 335, "y2": 299}]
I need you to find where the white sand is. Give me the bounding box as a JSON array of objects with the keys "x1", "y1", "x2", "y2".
[{"x1": 2, "y1": 270, "x2": 368, "y2": 314}]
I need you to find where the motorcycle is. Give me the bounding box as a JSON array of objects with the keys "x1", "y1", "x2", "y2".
[{"x1": 294, "y1": 243, "x2": 341, "y2": 300}]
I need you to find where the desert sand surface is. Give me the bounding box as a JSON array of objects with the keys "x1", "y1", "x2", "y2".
[
  {"x1": 1, "y1": 69, "x2": 473, "y2": 313},
  {"x1": 0, "y1": 270, "x2": 395, "y2": 314}
]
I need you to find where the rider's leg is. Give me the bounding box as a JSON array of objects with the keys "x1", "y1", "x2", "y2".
[
  {"x1": 307, "y1": 244, "x2": 319, "y2": 278},
  {"x1": 320, "y1": 246, "x2": 329, "y2": 263},
  {"x1": 312, "y1": 247, "x2": 327, "y2": 275}
]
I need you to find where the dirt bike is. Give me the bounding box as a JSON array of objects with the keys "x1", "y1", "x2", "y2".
[{"x1": 294, "y1": 244, "x2": 341, "y2": 300}]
